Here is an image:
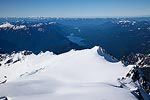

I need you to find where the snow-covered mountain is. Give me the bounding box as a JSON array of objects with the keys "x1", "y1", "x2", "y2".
[
  {"x1": 0, "y1": 22, "x2": 26, "y2": 30},
  {"x1": 0, "y1": 47, "x2": 137, "y2": 100}
]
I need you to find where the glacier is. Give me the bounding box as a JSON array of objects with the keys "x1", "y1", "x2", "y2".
[{"x1": 0, "y1": 47, "x2": 137, "y2": 100}]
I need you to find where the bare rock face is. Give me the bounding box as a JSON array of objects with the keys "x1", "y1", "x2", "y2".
[
  {"x1": 0, "y1": 96, "x2": 8, "y2": 100},
  {"x1": 97, "y1": 47, "x2": 119, "y2": 63},
  {"x1": 0, "y1": 50, "x2": 32, "y2": 66},
  {"x1": 121, "y1": 53, "x2": 150, "y2": 67}
]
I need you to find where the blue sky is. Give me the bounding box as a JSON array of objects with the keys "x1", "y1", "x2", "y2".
[{"x1": 0, "y1": 0, "x2": 150, "y2": 17}]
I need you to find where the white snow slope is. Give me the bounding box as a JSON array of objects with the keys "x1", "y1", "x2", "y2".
[{"x1": 0, "y1": 47, "x2": 137, "y2": 100}]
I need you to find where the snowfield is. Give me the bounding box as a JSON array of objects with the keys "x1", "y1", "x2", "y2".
[{"x1": 0, "y1": 47, "x2": 137, "y2": 100}]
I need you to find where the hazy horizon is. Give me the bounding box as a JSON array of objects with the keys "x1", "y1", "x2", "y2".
[
  {"x1": 0, "y1": 0, "x2": 149, "y2": 18},
  {"x1": 0, "y1": 15, "x2": 150, "y2": 18}
]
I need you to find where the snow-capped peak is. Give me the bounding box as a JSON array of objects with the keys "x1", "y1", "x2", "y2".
[
  {"x1": 13, "y1": 25, "x2": 27, "y2": 30},
  {"x1": 117, "y1": 20, "x2": 136, "y2": 25},
  {"x1": 31, "y1": 23, "x2": 43, "y2": 27},
  {"x1": 0, "y1": 22, "x2": 14, "y2": 28},
  {"x1": 49, "y1": 22, "x2": 56, "y2": 25},
  {"x1": 119, "y1": 20, "x2": 131, "y2": 23},
  {"x1": 0, "y1": 22, "x2": 27, "y2": 30}
]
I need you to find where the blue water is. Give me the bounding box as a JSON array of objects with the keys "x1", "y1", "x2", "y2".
[{"x1": 67, "y1": 35, "x2": 85, "y2": 46}]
